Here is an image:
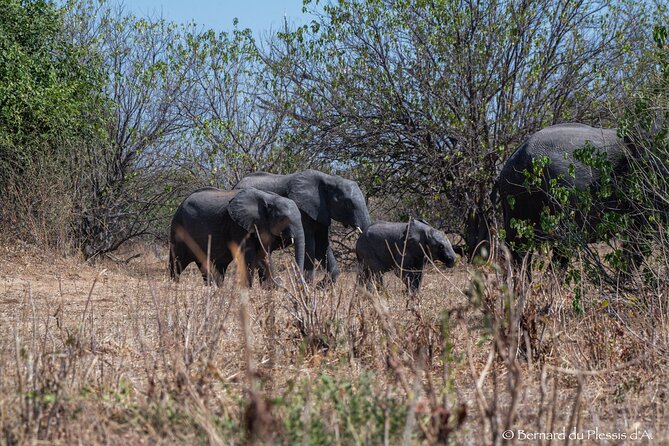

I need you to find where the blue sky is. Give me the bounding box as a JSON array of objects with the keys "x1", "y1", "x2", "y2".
[{"x1": 121, "y1": 0, "x2": 312, "y2": 34}]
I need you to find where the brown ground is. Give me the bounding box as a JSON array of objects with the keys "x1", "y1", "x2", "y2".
[{"x1": 0, "y1": 241, "x2": 667, "y2": 445}]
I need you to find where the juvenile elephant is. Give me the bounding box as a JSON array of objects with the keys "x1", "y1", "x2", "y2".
[
  {"x1": 169, "y1": 187, "x2": 305, "y2": 287},
  {"x1": 234, "y1": 169, "x2": 371, "y2": 284},
  {"x1": 497, "y1": 123, "x2": 637, "y2": 268},
  {"x1": 356, "y1": 219, "x2": 457, "y2": 293}
]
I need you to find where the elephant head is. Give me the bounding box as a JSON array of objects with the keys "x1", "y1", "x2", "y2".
[
  {"x1": 405, "y1": 219, "x2": 457, "y2": 267},
  {"x1": 287, "y1": 169, "x2": 372, "y2": 231},
  {"x1": 227, "y1": 188, "x2": 305, "y2": 271}
]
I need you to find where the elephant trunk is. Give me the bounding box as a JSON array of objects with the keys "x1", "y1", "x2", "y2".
[
  {"x1": 355, "y1": 208, "x2": 372, "y2": 232},
  {"x1": 291, "y1": 222, "x2": 305, "y2": 272},
  {"x1": 442, "y1": 243, "x2": 457, "y2": 268}
]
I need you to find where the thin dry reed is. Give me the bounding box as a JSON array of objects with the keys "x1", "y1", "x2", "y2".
[{"x1": 0, "y1": 240, "x2": 666, "y2": 444}]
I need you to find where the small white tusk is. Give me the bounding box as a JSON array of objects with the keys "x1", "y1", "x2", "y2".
[
  {"x1": 291, "y1": 237, "x2": 295, "y2": 244},
  {"x1": 356, "y1": 226, "x2": 363, "y2": 234}
]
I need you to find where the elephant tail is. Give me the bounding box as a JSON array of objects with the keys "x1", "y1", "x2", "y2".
[
  {"x1": 168, "y1": 223, "x2": 182, "y2": 282},
  {"x1": 168, "y1": 241, "x2": 178, "y2": 282}
]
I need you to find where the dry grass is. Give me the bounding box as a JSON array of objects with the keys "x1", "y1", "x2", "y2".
[{"x1": 0, "y1": 240, "x2": 667, "y2": 445}]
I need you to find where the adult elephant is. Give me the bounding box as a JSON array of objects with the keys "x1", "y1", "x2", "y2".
[
  {"x1": 356, "y1": 219, "x2": 457, "y2": 294},
  {"x1": 169, "y1": 187, "x2": 305, "y2": 287},
  {"x1": 497, "y1": 123, "x2": 638, "y2": 268},
  {"x1": 234, "y1": 169, "x2": 372, "y2": 283}
]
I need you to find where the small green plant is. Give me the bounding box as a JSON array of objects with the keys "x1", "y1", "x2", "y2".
[{"x1": 276, "y1": 372, "x2": 407, "y2": 445}]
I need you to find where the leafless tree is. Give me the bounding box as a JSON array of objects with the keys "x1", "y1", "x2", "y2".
[{"x1": 65, "y1": 2, "x2": 201, "y2": 258}]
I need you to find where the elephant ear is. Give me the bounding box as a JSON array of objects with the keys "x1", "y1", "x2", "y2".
[
  {"x1": 228, "y1": 189, "x2": 266, "y2": 233},
  {"x1": 404, "y1": 218, "x2": 428, "y2": 248},
  {"x1": 287, "y1": 171, "x2": 330, "y2": 225}
]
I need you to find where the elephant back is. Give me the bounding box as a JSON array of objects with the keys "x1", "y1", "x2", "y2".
[
  {"x1": 500, "y1": 123, "x2": 627, "y2": 194},
  {"x1": 234, "y1": 172, "x2": 289, "y2": 196},
  {"x1": 179, "y1": 188, "x2": 238, "y2": 217}
]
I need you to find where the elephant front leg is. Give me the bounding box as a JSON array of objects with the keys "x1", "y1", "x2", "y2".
[
  {"x1": 370, "y1": 271, "x2": 384, "y2": 292},
  {"x1": 324, "y1": 245, "x2": 340, "y2": 282},
  {"x1": 303, "y1": 228, "x2": 317, "y2": 283},
  {"x1": 257, "y1": 262, "x2": 270, "y2": 285},
  {"x1": 356, "y1": 264, "x2": 372, "y2": 291},
  {"x1": 551, "y1": 249, "x2": 570, "y2": 271},
  {"x1": 401, "y1": 270, "x2": 423, "y2": 294},
  {"x1": 197, "y1": 260, "x2": 219, "y2": 286},
  {"x1": 242, "y1": 248, "x2": 260, "y2": 288},
  {"x1": 256, "y1": 239, "x2": 279, "y2": 286},
  {"x1": 257, "y1": 250, "x2": 279, "y2": 289},
  {"x1": 314, "y1": 229, "x2": 338, "y2": 287}
]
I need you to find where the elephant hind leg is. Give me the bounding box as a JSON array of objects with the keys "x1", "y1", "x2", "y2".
[
  {"x1": 169, "y1": 245, "x2": 180, "y2": 281},
  {"x1": 257, "y1": 261, "x2": 272, "y2": 286},
  {"x1": 324, "y1": 245, "x2": 340, "y2": 282},
  {"x1": 372, "y1": 271, "x2": 384, "y2": 292},
  {"x1": 169, "y1": 243, "x2": 192, "y2": 282},
  {"x1": 356, "y1": 263, "x2": 371, "y2": 289},
  {"x1": 197, "y1": 260, "x2": 222, "y2": 286},
  {"x1": 241, "y1": 246, "x2": 262, "y2": 288},
  {"x1": 357, "y1": 264, "x2": 384, "y2": 293},
  {"x1": 551, "y1": 249, "x2": 570, "y2": 272},
  {"x1": 303, "y1": 230, "x2": 317, "y2": 283},
  {"x1": 215, "y1": 263, "x2": 228, "y2": 287}
]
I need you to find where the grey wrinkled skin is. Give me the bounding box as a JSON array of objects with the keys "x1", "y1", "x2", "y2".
[
  {"x1": 234, "y1": 169, "x2": 372, "y2": 284},
  {"x1": 498, "y1": 123, "x2": 636, "y2": 266},
  {"x1": 356, "y1": 219, "x2": 457, "y2": 294},
  {"x1": 169, "y1": 187, "x2": 305, "y2": 287}
]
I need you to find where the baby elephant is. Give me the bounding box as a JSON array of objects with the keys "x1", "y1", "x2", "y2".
[
  {"x1": 169, "y1": 187, "x2": 305, "y2": 287},
  {"x1": 356, "y1": 219, "x2": 457, "y2": 293}
]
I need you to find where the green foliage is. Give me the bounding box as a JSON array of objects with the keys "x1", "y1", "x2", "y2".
[
  {"x1": 0, "y1": 0, "x2": 105, "y2": 189},
  {"x1": 276, "y1": 372, "x2": 407, "y2": 445},
  {"x1": 264, "y1": 0, "x2": 652, "y2": 246},
  {"x1": 606, "y1": 12, "x2": 669, "y2": 284},
  {"x1": 0, "y1": 0, "x2": 316, "y2": 256},
  {"x1": 0, "y1": 0, "x2": 108, "y2": 250},
  {"x1": 507, "y1": 6, "x2": 669, "y2": 287},
  {"x1": 0, "y1": 0, "x2": 664, "y2": 265},
  {"x1": 525, "y1": 156, "x2": 550, "y2": 190},
  {"x1": 184, "y1": 24, "x2": 305, "y2": 186},
  {"x1": 573, "y1": 144, "x2": 614, "y2": 199}
]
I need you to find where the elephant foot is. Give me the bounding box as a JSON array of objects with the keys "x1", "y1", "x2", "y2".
[
  {"x1": 404, "y1": 292, "x2": 422, "y2": 312},
  {"x1": 263, "y1": 277, "x2": 284, "y2": 290},
  {"x1": 303, "y1": 270, "x2": 316, "y2": 284},
  {"x1": 316, "y1": 276, "x2": 335, "y2": 290},
  {"x1": 296, "y1": 279, "x2": 310, "y2": 294}
]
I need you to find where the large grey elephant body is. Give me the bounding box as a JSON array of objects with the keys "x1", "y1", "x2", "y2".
[
  {"x1": 356, "y1": 219, "x2": 456, "y2": 293},
  {"x1": 498, "y1": 123, "x2": 632, "y2": 265},
  {"x1": 169, "y1": 187, "x2": 305, "y2": 287},
  {"x1": 234, "y1": 169, "x2": 372, "y2": 283}
]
